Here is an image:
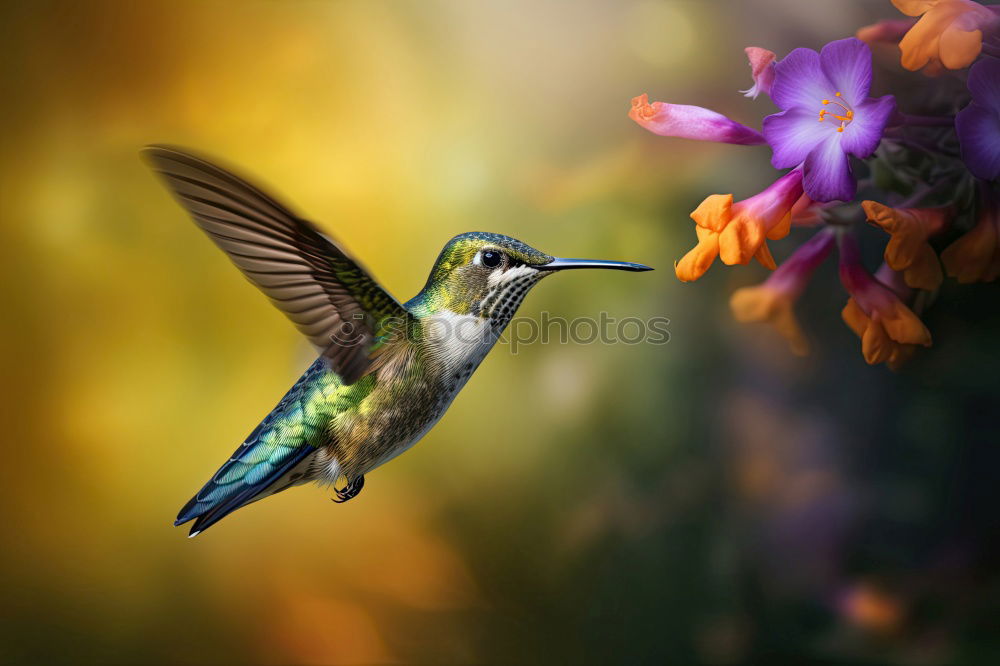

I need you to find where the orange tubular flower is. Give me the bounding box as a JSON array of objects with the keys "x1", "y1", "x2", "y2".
[
  {"x1": 839, "y1": 233, "x2": 932, "y2": 367},
  {"x1": 683, "y1": 169, "x2": 804, "y2": 277},
  {"x1": 675, "y1": 226, "x2": 722, "y2": 282},
  {"x1": 941, "y1": 192, "x2": 1000, "y2": 282},
  {"x1": 892, "y1": 0, "x2": 1000, "y2": 72},
  {"x1": 730, "y1": 228, "x2": 835, "y2": 355},
  {"x1": 862, "y1": 200, "x2": 949, "y2": 290},
  {"x1": 878, "y1": 264, "x2": 922, "y2": 370}
]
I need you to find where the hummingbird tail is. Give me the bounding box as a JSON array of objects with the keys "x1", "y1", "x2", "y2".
[
  {"x1": 176, "y1": 444, "x2": 315, "y2": 537},
  {"x1": 175, "y1": 358, "x2": 331, "y2": 537}
]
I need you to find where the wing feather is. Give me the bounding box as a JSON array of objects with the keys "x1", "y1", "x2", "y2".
[{"x1": 143, "y1": 145, "x2": 409, "y2": 383}]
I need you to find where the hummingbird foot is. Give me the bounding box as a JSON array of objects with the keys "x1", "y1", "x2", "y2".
[{"x1": 331, "y1": 475, "x2": 365, "y2": 503}]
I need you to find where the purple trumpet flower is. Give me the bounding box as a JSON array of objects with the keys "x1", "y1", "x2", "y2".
[
  {"x1": 956, "y1": 57, "x2": 1000, "y2": 181},
  {"x1": 629, "y1": 94, "x2": 766, "y2": 145},
  {"x1": 763, "y1": 38, "x2": 896, "y2": 203}
]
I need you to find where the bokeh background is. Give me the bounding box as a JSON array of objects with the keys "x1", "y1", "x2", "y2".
[{"x1": 2, "y1": 0, "x2": 999, "y2": 663}]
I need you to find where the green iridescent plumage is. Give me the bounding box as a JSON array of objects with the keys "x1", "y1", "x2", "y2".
[
  {"x1": 410, "y1": 232, "x2": 553, "y2": 316},
  {"x1": 145, "y1": 146, "x2": 651, "y2": 536}
]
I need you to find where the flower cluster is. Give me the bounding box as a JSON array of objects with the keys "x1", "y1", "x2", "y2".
[{"x1": 630, "y1": 1, "x2": 1000, "y2": 368}]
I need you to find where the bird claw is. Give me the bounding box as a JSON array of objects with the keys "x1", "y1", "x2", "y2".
[{"x1": 331, "y1": 475, "x2": 365, "y2": 503}]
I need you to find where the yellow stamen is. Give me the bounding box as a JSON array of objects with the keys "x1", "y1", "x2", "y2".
[{"x1": 818, "y1": 92, "x2": 855, "y2": 133}]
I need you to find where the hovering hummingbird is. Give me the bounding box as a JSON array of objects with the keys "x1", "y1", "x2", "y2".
[{"x1": 144, "y1": 146, "x2": 652, "y2": 537}]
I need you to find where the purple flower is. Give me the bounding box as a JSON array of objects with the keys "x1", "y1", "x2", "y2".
[
  {"x1": 629, "y1": 94, "x2": 765, "y2": 145},
  {"x1": 956, "y1": 57, "x2": 1000, "y2": 181},
  {"x1": 762, "y1": 38, "x2": 896, "y2": 203}
]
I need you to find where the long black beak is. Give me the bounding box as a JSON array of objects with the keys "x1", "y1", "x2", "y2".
[{"x1": 536, "y1": 257, "x2": 654, "y2": 272}]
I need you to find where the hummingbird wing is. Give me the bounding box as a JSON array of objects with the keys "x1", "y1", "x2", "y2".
[{"x1": 143, "y1": 145, "x2": 409, "y2": 384}]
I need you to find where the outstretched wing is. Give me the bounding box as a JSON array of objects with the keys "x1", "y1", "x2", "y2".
[{"x1": 143, "y1": 145, "x2": 409, "y2": 383}]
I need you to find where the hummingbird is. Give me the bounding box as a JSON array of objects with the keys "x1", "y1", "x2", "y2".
[{"x1": 144, "y1": 146, "x2": 652, "y2": 537}]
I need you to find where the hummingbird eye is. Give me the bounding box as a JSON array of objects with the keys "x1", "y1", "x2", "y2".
[{"x1": 481, "y1": 250, "x2": 503, "y2": 268}]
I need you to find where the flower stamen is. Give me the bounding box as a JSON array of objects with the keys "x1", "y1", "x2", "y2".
[{"x1": 818, "y1": 92, "x2": 855, "y2": 132}]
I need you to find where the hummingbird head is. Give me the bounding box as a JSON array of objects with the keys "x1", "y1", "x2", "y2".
[{"x1": 410, "y1": 232, "x2": 652, "y2": 327}]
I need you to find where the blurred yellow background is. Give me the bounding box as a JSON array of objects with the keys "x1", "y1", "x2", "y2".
[{"x1": 4, "y1": 1, "x2": 999, "y2": 664}]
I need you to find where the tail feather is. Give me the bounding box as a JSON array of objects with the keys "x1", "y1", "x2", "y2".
[
  {"x1": 180, "y1": 445, "x2": 315, "y2": 536},
  {"x1": 175, "y1": 358, "x2": 331, "y2": 536}
]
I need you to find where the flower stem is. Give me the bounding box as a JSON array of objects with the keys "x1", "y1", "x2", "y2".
[{"x1": 768, "y1": 227, "x2": 835, "y2": 296}]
